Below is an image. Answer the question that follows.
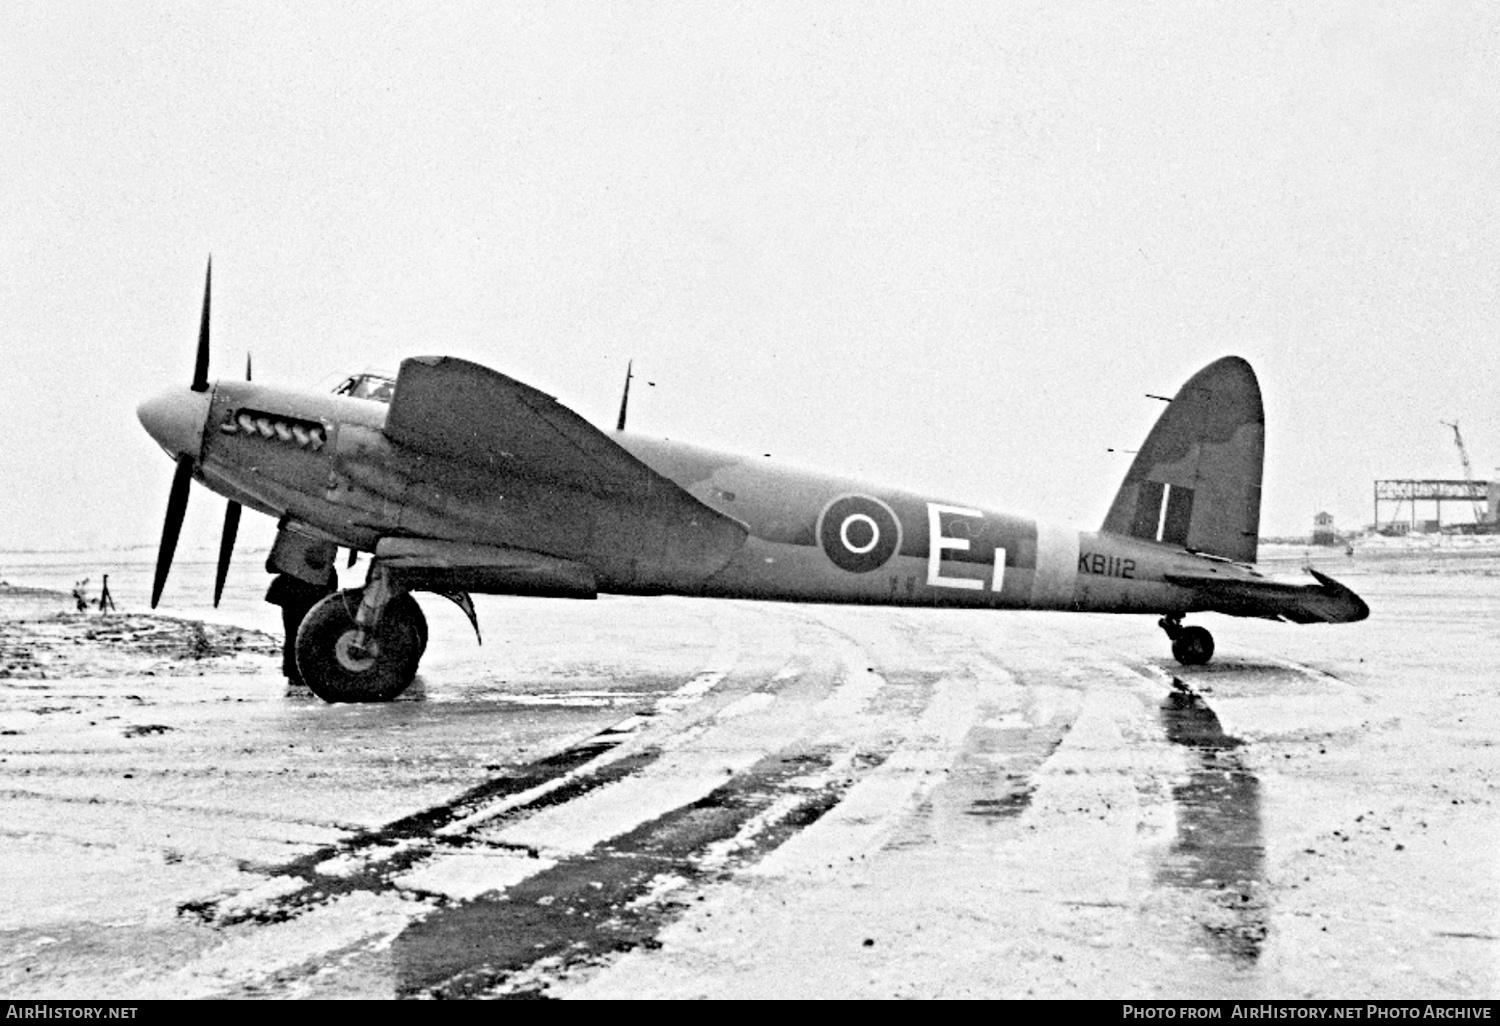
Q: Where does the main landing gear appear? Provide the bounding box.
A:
[1159,615,1214,666]
[295,572,427,703]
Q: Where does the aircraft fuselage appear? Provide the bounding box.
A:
[189,378,1222,616]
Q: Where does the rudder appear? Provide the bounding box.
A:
[1101,356,1264,563]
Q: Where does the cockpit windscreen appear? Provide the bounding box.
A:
[332,373,396,404]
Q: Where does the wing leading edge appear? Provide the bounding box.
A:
[386,356,682,495]
[382,356,748,586]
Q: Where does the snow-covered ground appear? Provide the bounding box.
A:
[0,544,1494,998]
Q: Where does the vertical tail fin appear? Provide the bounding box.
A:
[1101,356,1264,563]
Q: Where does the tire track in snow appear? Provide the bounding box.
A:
[392,745,877,997]
[390,615,912,996]
[175,614,750,929]
[158,605,898,995]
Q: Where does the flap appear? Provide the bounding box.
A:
[375,537,597,598]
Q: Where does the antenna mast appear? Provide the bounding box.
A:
[615,360,633,432]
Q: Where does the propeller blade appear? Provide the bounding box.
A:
[191,258,211,392]
[210,350,255,607]
[213,501,241,607]
[152,454,195,608]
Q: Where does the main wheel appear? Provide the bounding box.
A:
[398,593,428,657]
[295,588,422,703]
[1171,625,1215,666]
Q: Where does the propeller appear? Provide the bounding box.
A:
[152,454,196,607]
[212,351,253,607]
[212,504,241,607]
[192,259,211,392]
[149,259,213,608]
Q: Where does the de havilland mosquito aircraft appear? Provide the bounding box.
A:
[137,263,1368,703]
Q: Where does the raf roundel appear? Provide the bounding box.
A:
[818,494,902,574]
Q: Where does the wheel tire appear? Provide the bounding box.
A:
[396,592,428,658]
[295,588,421,703]
[1171,625,1215,666]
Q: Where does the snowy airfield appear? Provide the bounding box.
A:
[0,539,1496,999]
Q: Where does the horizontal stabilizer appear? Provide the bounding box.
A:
[1164,567,1369,624]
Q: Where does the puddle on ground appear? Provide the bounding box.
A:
[957,700,1073,822]
[1158,688,1267,962]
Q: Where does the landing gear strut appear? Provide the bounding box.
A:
[295,574,425,702]
[1159,616,1214,666]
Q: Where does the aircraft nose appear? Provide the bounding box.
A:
[137,387,212,461]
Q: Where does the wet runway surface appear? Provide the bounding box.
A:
[1158,689,1265,963]
[1,549,1497,998]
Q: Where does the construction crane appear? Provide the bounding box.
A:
[1440,419,1487,528]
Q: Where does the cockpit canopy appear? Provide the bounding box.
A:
[331,372,396,404]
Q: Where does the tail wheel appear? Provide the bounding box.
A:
[296,587,422,703]
[1171,625,1215,666]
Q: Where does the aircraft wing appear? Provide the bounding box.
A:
[382,356,748,581]
[386,356,686,496]
[1163,568,1369,624]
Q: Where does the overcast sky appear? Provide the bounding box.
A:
[3,1,1497,554]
